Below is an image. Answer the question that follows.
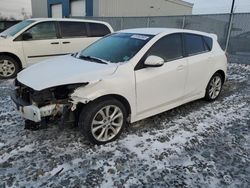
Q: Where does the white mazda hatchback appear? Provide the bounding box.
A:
[12,28,227,145]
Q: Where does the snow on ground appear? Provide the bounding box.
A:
[0,63,249,187]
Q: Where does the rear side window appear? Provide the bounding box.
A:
[147,33,183,62]
[60,21,87,37]
[184,34,205,56]
[88,23,111,37]
[203,36,213,51]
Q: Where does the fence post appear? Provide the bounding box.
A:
[225,13,234,52]
[147,17,150,27]
[120,17,124,30]
[182,16,186,29]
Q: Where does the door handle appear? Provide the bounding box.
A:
[177,65,185,71]
[51,42,59,45]
[62,41,71,44]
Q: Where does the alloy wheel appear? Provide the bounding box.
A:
[208,75,222,99]
[91,105,123,142]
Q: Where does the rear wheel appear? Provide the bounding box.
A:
[205,73,223,101]
[0,55,20,79]
[78,98,127,145]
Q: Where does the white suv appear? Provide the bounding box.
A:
[0,18,113,79]
[12,28,227,145]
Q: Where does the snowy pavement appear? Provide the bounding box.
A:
[0,63,249,187]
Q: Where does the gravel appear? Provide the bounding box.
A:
[0,63,249,188]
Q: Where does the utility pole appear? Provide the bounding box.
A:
[225,0,236,52]
[230,0,236,14]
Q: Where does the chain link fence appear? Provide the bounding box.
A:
[74,13,250,64]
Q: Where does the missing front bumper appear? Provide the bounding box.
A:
[11,92,64,122]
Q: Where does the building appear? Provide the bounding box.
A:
[31,0,193,18]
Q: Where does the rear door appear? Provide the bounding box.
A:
[183,33,213,96]
[21,21,62,65]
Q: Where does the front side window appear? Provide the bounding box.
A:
[147,33,183,62]
[88,23,111,37]
[60,21,87,37]
[184,34,205,56]
[80,33,153,63]
[25,22,57,40]
[1,20,35,37]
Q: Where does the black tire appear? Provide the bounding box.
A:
[205,73,223,101]
[78,97,127,145]
[24,120,40,130]
[0,55,20,79]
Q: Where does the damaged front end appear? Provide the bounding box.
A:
[11,79,87,127]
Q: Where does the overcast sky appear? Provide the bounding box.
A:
[0,0,250,19]
[0,0,32,19]
[185,0,250,14]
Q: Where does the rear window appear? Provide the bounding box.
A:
[184,34,205,56]
[60,21,87,37]
[88,23,111,37]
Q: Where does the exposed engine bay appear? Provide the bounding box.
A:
[12,79,88,129]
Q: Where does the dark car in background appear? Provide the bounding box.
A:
[0,20,20,33]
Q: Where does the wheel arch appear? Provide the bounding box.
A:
[75,94,132,120]
[214,69,226,84]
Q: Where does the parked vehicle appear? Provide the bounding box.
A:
[12,28,227,145]
[0,20,20,33]
[0,18,113,79]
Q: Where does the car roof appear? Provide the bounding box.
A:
[118,28,216,39]
[27,18,110,25]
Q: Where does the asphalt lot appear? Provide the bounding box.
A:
[0,62,249,187]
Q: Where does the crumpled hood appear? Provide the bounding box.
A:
[17,55,118,91]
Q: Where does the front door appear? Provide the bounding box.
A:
[22,21,62,65]
[135,34,187,114]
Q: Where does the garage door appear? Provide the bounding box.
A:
[51,4,63,18]
[71,0,86,17]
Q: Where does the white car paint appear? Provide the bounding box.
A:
[0,18,113,68]
[14,28,227,125]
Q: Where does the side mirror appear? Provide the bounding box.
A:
[22,32,32,41]
[144,55,164,67]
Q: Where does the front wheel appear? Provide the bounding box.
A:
[78,98,127,145]
[0,55,20,79]
[205,73,223,101]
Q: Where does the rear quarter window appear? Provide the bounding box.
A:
[88,23,111,37]
[203,36,213,51]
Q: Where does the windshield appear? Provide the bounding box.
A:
[0,20,35,37]
[79,33,153,63]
